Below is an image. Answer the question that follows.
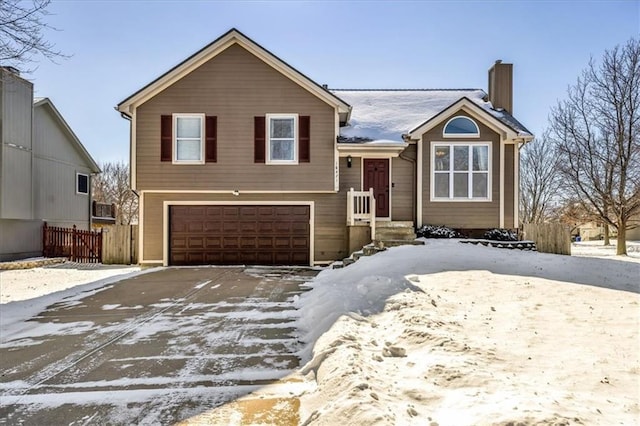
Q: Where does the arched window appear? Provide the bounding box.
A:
[443,116,479,137]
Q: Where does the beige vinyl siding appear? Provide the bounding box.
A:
[339,157,361,192]
[504,144,515,229]
[142,192,349,263]
[1,69,34,219]
[421,112,501,228]
[136,44,336,192]
[392,144,416,221]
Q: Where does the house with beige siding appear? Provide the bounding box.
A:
[117,28,533,267]
[0,67,100,261]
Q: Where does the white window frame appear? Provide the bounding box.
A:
[266,113,298,165]
[76,172,89,195]
[443,116,480,138]
[173,113,205,165]
[430,142,491,202]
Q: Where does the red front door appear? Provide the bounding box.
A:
[363,159,390,218]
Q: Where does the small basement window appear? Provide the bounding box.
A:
[76,173,89,195]
[443,116,480,138]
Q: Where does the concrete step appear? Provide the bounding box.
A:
[375,221,415,229]
[375,228,417,241]
[375,239,425,248]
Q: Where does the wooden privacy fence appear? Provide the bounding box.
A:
[102,225,138,265]
[522,223,571,255]
[43,223,103,263]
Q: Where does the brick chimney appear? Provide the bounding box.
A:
[488,60,513,113]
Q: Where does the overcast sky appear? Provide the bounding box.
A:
[21,0,640,164]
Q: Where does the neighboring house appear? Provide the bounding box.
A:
[117,29,533,267]
[91,201,117,228]
[0,67,100,261]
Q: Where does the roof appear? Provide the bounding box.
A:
[33,98,100,173]
[332,89,532,143]
[116,28,351,118]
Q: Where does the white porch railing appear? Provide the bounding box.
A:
[347,187,376,239]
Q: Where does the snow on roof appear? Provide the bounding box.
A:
[332,89,532,142]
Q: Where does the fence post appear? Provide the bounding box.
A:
[72,225,77,262]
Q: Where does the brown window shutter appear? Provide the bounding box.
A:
[161,115,172,162]
[299,116,310,163]
[205,116,217,162]
[254,116,266,163]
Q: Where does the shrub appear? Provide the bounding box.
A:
[416,225,459,239]
[483,228,518,241]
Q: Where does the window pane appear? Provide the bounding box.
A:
[473,173,488,198]
[271,118,294,138]
[434,173,449,198]
[177,139,201,161]
[77,175,88,194]
[454,172,469,197]
[453,146,469,171]
[473,146,489,171]
[177,117,201,138]
[434,146,450,171]
[444,117,478,134]
[271,139,295,161]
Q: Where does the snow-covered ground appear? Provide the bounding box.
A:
[1,241,639,425]
[295,240,640,425]
[0,263,142,304]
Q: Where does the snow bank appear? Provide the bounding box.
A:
[296,240,640,425]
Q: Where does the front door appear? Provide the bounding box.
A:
[363,158,390,218]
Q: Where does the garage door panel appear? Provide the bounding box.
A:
[257,237,273,248]
[205,237,222,248]
[171,237,187,250]
[240,237,257,248]
[239,222,259,233]
[204,221,222,232]
[292,237,309,248]
[188,237,205,249]
[170,205,310,266]
[257,222,275,233]
[222,237,240,248]
[274,237,291,248]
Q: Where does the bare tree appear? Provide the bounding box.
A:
[0,0,66,68]
[519,131,561,224]
[92,161,138,225]
[549,38,640,255]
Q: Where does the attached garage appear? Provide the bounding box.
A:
[168,204,311,266]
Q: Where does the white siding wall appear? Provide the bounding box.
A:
[0,69,34,219]
[0,219,42,261]
[33,105,92,230]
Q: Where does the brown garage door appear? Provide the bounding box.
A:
[169,205,310,266]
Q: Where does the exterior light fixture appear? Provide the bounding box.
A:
[347,155,352,168]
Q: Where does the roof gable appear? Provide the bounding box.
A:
[333,90,532,143]
[408,96,532,141]
[116,28,351,116]
[34,98,100,173]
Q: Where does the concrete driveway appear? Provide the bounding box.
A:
[0,266,318,425]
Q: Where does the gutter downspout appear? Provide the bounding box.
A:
[399,134,417,226]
